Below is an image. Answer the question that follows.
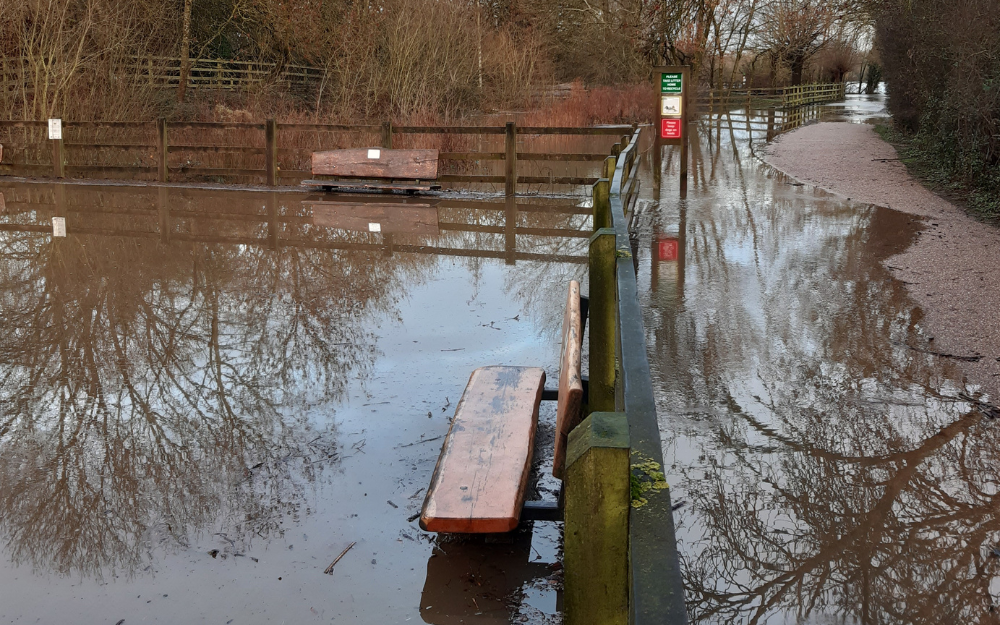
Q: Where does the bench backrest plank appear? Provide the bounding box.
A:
[420,366,545,533]
[553,280,583,479]
[311,148,439,180]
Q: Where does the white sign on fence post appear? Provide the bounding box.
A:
[52,217,66,237]
[48,119,62,141]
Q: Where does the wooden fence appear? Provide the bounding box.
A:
[0,119,636,192]
[0,56,324,94]
[567,127,688,624]
[696,82,846,110]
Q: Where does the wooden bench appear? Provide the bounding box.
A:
[301,147,441,194]
[419,281,587,533]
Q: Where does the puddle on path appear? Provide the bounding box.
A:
[635,95,998,623]
[0,183,582,623]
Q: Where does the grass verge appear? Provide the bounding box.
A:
[874,123,1000,224]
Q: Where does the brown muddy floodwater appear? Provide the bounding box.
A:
[634,95,1000,624]
[0,182,590,623]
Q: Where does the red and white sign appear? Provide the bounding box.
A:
[661,118,681,140]
[657,238,679,262]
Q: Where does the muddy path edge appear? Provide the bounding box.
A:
[762,121,1000,400]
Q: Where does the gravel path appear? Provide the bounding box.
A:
[764,121,1000,399]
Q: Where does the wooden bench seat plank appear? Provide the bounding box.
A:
[420,366,545,533]
[311,148,439,180]
[553,280,584,479]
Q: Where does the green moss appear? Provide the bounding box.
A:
[629,453,669,509]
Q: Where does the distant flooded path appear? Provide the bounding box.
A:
[635,95,1000,624]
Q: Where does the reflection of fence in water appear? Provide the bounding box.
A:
[0,186,592,264]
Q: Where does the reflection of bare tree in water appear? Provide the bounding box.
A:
[645,135,1000,623]
[0,231,392,579]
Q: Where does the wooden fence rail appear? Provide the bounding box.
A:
[0,119,635,191]
[0,56,324,93]
[696,82,846,110]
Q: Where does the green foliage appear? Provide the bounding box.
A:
[875,0,1000,221]
[875,123,1000,222]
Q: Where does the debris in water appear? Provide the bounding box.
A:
[407,512,421,523]
[395,435,443,449]
[387,500,398,508]
[208,549,219,558]
[324,541,357,575]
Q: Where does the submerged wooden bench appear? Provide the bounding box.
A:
[420,281,587,533]
[301,147,441,194]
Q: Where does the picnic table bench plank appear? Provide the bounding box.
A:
[311,148,438,180]
[553,280,583,479]
[420,366,545,534]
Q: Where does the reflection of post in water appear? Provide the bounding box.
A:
[267,192,279,250]
[652,141,662,197]
[767,108,777,141]
[505,195,516,265]
[158,186,169,243]
[420,532,556,625]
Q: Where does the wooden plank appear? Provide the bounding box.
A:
[438,151,505,160]
[517,176,599,185]
[278,123,380,132]
[517,152,608,162]
[393,125,506,135]
[420,366,545,533]
[63,143,155,149]
[553,280,583,479]
[306,201,439,235]
[300,180,438,192]
[438,174,505,184]
[311,148,438,180]
[518,126,633,135]
[168,145,264,153]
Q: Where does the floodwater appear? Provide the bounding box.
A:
[0,183,588,623]
[637,94,1000,623]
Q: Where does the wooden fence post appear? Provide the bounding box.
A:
[51,139,64,179]
[505,121,517,197]
[381,121,393,149]
[265,119,277,186]
[593,178,611,230]
[588,223,616,414]
[564,412,630,625]
[156,118,168,182]
[601,155,616,182]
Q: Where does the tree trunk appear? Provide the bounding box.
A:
[178,0,193,103]
[790,55,805,86]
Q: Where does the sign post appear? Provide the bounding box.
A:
[653,67,689,196]
[48,118,64,179]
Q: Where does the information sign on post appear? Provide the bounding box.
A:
[653,66,690,195]
[48,119,62,141]
[661,73,683,95]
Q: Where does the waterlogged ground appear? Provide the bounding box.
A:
[637,95,1000,623]
[0,184,588,623]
